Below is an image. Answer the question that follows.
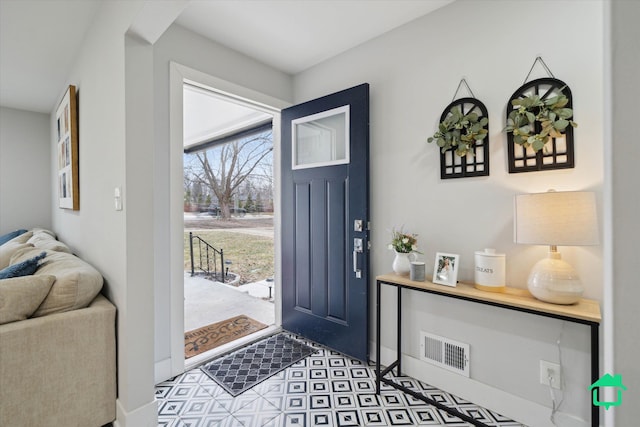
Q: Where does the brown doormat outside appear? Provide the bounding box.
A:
[185,315,268,359]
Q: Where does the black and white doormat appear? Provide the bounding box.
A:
[200,333,316,396]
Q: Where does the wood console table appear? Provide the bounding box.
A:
[375,273,601,427]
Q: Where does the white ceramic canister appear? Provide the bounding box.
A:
[474,248,506,292]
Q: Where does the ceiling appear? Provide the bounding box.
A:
[183,84,272,149]
[0,0,102,114]
[0,0,453,114]
[175,0,454,75]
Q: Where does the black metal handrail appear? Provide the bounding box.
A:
[189,232,225,282]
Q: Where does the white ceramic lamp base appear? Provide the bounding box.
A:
[527,251,584,305]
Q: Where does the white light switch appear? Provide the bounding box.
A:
[114,187,123,211]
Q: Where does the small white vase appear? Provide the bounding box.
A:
[392,251,415,276]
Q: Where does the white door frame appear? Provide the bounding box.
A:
[167,62,289,378]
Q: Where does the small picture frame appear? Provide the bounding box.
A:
[433,252,459,287]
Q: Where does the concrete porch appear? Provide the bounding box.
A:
[183,273,277,368]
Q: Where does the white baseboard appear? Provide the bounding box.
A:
[114,398,158,427]
[373,343,589,427]
[155,357,173,384]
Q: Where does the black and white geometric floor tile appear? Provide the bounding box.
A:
[156,334,526,427]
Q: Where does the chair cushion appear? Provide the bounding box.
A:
[0,275,56,324]
[10,247,103,317]
[0,251,46,279]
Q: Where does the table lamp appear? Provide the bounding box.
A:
[514,190,598,304]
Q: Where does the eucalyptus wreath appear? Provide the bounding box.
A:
[427,106,488,157]
[504,91,577,152]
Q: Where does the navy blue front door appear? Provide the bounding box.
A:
[281,84,369,362]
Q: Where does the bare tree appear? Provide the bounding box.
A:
[184,171,193,204]
[191,132,272,219]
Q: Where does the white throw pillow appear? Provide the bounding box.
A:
[31,228,56,238]
[0,242,34,270]
[10,247,103,317]
[27,231,71,254]
[0,230,33,247]
[0,275,56,324]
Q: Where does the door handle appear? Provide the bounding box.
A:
[353,238,363,278]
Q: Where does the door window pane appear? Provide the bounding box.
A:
[292,105,349,169]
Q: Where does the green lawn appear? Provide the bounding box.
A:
[184,231,274,285]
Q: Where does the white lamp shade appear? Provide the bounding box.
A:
[514,191,599,246]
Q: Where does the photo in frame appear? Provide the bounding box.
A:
[56,85,79,210]
[433,252,459,287]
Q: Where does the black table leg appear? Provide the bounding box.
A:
[591,323,599,427]
[397,285,402,376]
[376,280,381,393]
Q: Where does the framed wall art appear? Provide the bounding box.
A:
[429,97,490,179]
[56,85,79,210]
[426,79,490,179]
[433,252,459,287]
[505,77,575,173]
[504,58,577,173]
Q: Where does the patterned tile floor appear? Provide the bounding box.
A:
[156,335,525,427]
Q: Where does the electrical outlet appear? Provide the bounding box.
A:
[540,360,561,389]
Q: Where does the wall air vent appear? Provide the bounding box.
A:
[419,331,470,377]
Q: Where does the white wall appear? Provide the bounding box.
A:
[294,1,603,425]
[610,0,640,424]
[152,24,293,380]
[0,107,51,233]
[49,1,160,425]
[123,33,157,426]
